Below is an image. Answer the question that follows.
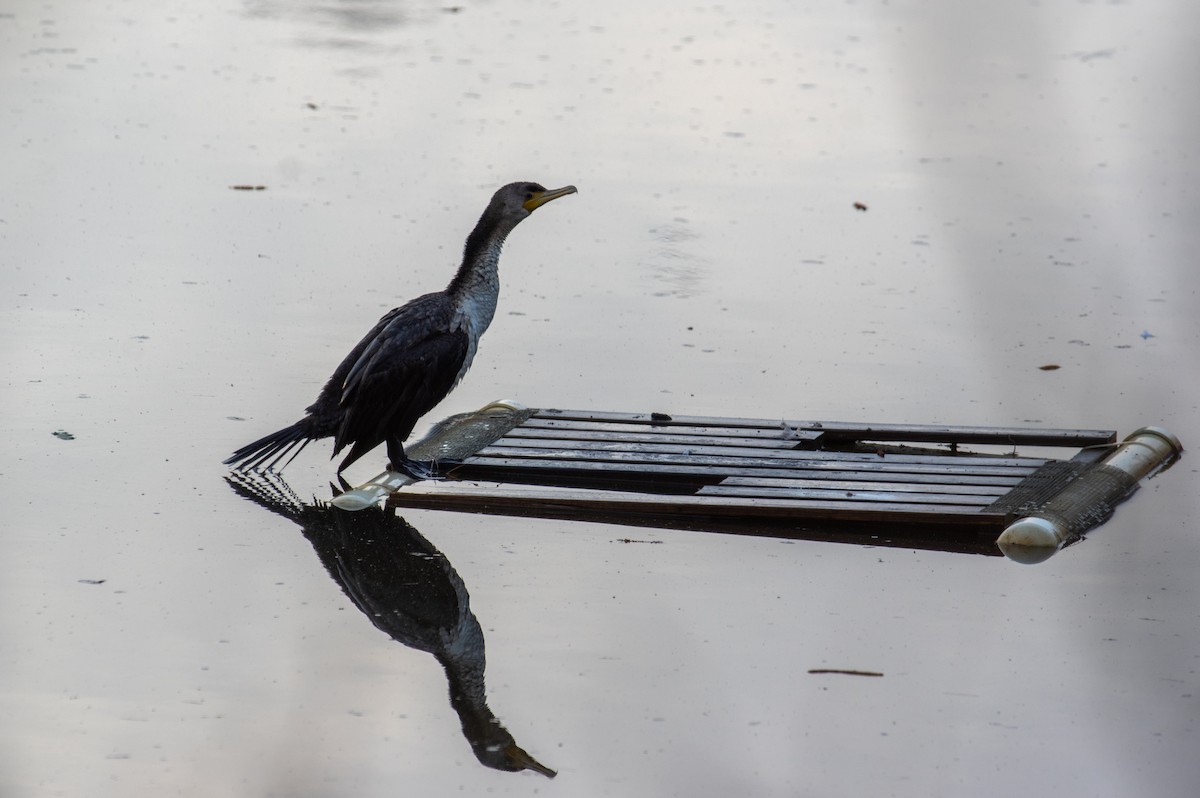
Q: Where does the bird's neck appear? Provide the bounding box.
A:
[447,208,521,298]
[446,210,520,334]
[446,206,520,333]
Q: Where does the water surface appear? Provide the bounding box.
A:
[2,1,1198,795]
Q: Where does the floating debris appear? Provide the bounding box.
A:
[1140,330,1155,340]
[230,185,267,191]
[650,412,673,422]
[78,578,106,585]
[615,538,663,545]
[1039,364,1061,371]
[1068,48,1117,62]
[853,202,868,212]
[808,669,884,677]
[52,430,75,440]
[305,102,318,110]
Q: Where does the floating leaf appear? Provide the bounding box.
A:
[1039,364,1060,371]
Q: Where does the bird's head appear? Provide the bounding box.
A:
[492,181,577,220]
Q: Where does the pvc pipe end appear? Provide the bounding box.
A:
[1125,426,1184,474]
[996,540,1060,565]
[997,516,1063,549]
[998,517,1064,563]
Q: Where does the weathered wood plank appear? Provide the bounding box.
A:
[716,476,1011,497]
[698,484,996,506]
[531,409,1116,447]
[387,482,1005,526]
[521,417,818,440]
[534,408,806,430]
[385,483,1007,553]
[451,457,1028,486]
[474,445,1045,472]
[501,433,1048,465]
[809,421,1117,447]
[458,458,1041,482]
[504,426,821,448]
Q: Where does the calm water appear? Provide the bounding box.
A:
[3,0,1198,795]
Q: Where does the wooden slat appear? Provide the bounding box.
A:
[451,457,1028,487]
[471,447,1044,474]
[698,484,996,507]
[388,482,1005,526]
[809,421,1117,447]
[716,476,1011,497]
[489,436,1051,468]
[462,454,1039,479]
[532,409,1116,447]
[386,484,1008,555]
[520,417,820,441]
[534,409,814,430]
[731,470,1024,487]
[504,426,821,448]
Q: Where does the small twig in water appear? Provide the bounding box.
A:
[808,669,884,677]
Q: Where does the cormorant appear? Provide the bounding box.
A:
[224,181,576,477]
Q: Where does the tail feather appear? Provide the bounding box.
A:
[224,418,318,472]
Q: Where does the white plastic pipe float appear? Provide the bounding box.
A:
[997,426,1183,561]
[331,470,416,511]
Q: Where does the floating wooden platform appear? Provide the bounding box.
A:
[362,403,1181,556]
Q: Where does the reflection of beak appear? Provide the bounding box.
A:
[506,744,558,778]
[523,184,577,211]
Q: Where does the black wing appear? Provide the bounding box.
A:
[326,293,470,470]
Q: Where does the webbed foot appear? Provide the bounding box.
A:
[388,457,442,481]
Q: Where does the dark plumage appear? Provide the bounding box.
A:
[224,181,576,476]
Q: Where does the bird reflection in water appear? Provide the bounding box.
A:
[225,471,556,778]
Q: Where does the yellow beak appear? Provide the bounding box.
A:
[523,185,577,211]
[505,744,557,778]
